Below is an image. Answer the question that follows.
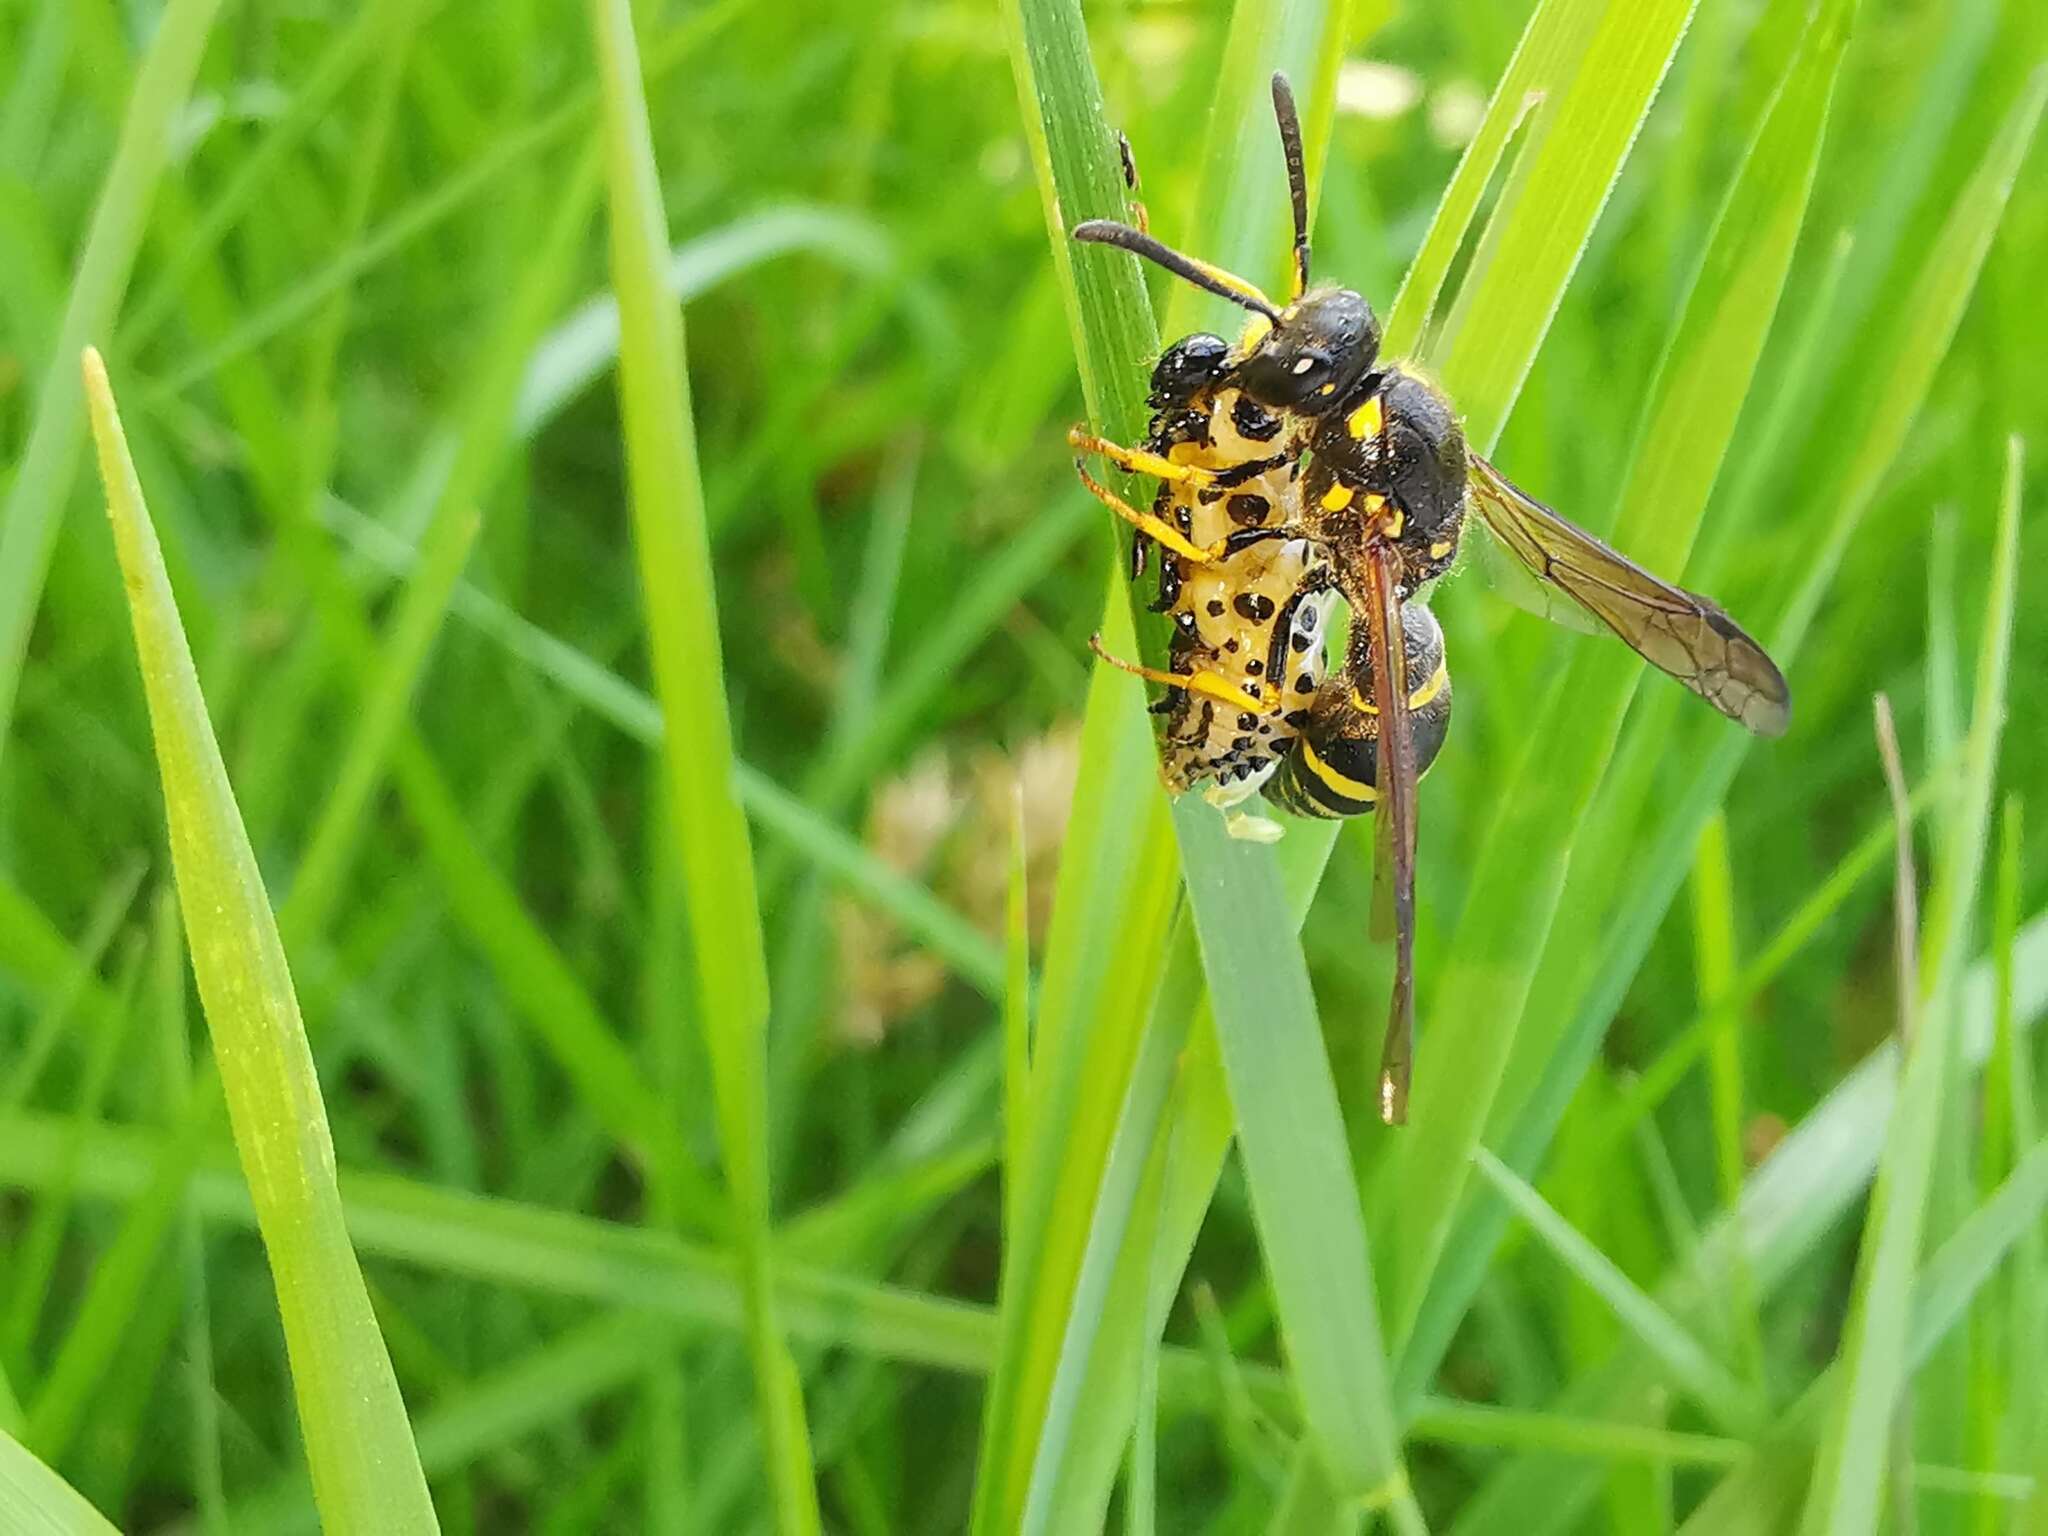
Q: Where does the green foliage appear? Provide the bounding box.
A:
[83,351,436,1530]
[0,0,2043,1530]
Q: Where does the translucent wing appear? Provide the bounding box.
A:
[1460,514,1599,635]
[1466,455,1792,736]
[1359,542,1418,1127]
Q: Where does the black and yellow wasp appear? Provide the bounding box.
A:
[1071,74,1791,1124]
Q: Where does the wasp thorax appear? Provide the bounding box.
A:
[1234,287,1381,411]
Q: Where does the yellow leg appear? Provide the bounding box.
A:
[1088,634,1277,716]
[1073,461,1228,565]
[1067,425,1217,488]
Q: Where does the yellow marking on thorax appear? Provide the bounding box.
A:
[1320,482,1354,511]
[1237,313,1273,352]
[1429,539,1454,560]
[1347,397,1384,440]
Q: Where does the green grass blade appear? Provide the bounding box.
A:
[1472,1149,1758,1433]
[0,1430,120,1536]
[81,349,437,1532]
[1797,437,2023,1536]
[1003,793,1033,1243]
[281,149,601,937]
[1382,0,1605,360]
[1383,0,1851,1353]
[969,0,1181,1519]
[1176,802,1414,1509]
[584,0,819,1527]
[1430,0,1698,451]
[1403,52,2047,1416]
[990,0,1425,1520]
[0,0,224,762]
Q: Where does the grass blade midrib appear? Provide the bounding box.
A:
[584,0,819,1525]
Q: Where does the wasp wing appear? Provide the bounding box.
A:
[1359,542,1418,1127]
[1466,455,1791,736]
[1460,514,1599,635]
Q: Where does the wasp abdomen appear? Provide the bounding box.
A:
[1265,601,1452,820]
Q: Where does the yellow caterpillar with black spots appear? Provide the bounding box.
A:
[1076,329,1332,804]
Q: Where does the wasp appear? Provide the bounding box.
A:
[1069,74,1791,1124]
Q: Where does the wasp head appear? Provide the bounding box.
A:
[1232,287,1380,413]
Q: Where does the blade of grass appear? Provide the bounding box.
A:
[1456,911,2048,1536]
[0,0,224,763]
[1402,59,2047,1413]
[1430,0,1698,453]
[1003,792,1033,1243]
[1381,0,1606,359]
[1383,0,1852,1361]
[584,0,819,1527]
[1797,437,2022,1536]
[970,0,1181,1519]
[81,348,436,1531]
[1177,800,1416,1509]
[0,1430,121,1536]
[280,148,601,937]
[1688,812,1766,1388]
[993,0,1429,1522]
[1472,1149,1759,1433]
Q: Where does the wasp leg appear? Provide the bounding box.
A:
[1087,634,1278,716]
[1067,426,1218,488]
[1074,460,1229,565]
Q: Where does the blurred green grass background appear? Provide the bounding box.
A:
[1,0,2046,1530]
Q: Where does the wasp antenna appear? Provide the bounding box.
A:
[1072,219,1282,321]
[1270,72,1311,300]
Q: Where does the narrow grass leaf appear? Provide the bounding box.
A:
[1431,0,1698,451]
[1178,801,1414,1507]
[584,0,818,1526]
[971,0,1178,1522]
[0,1431,120,1536]
[81,349,436,1532]
[1382,0,1606,357]
[0,0,224,759]
[1404,55,2047,1420]
[1473,1149,1757,1433]
[994,0,1428,1520]
[1003,793,1033,1242]
[1797,438,2022,1536]
[1384,0,1850,1353]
